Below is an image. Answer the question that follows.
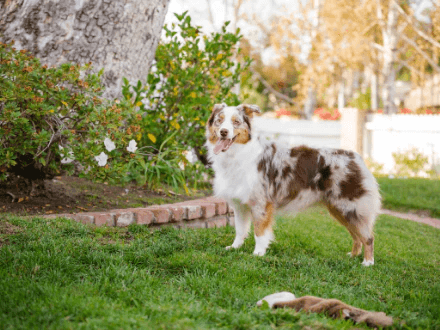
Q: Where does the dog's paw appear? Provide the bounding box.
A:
[362,258,374,266]
[253,249,266,256]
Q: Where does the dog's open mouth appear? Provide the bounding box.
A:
[213,135,238,155]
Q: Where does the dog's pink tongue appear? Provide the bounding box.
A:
[213,139,231,155]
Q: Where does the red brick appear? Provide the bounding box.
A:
[74,213,95,224]
[91,212,115,226]
[134,209,154,225]
[186,205,202,220]
[182,220,207,229]
[184,201,216,218]
[168,206,186,222]
[147,207,172,224]
[206,217,228,228]
[227,204,234,214]
[200,202,216,218]
[214,201,228,215]
[112,210,135,227]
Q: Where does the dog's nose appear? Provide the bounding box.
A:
[220,129,228,138]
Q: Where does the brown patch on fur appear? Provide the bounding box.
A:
[234,126,251,144]
[208,125,219,144]
[271,143,277,155]
[257,158,266,173]
[282,166,291,179]
[273,296,393,328]
[290,146,332,191]
[254,202,274,236]
[238,104,260,118]
[208,104,225,126]
[340,160,366,200]
[332,149,355,159]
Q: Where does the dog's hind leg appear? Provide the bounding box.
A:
[253,202,275,256]
[226,200,252,250]
[326,203,375,265]
[326,204,363,257]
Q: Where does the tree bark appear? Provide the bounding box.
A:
[0,0,170,99]
[381,0,399,114]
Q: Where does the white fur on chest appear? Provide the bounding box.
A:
[210,139,263,203]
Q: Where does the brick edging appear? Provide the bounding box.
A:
[43,197,235,229]
[40,200,440,231]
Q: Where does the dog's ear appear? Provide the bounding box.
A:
[212,103,227,112]
[237,104,261,117]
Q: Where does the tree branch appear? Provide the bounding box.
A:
[393,0,440,49]
[400,34,440,73]
[250,67,297,105]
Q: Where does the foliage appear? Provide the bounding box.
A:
[1,208,440,329]
[240,39,300,113]
[365,158,385,177]
[415,106,440,115]
[0,41,143,189]
[392,147,432,178]
[377,177,440,218]
[350,88,371,110]
[122,12,251,165]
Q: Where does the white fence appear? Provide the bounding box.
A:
[253,117,341,149]
[253,114,440,174]
[364,114,440,173]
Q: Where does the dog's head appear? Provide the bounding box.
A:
[206,103,260,155]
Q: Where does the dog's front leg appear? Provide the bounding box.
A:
[252,202,275,256]
[226,201,251,250]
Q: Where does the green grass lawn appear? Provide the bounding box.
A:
[377,177,440,218]
[1,206,439,329]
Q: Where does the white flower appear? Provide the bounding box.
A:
[127,140,138,153]
[183,149,197,164]
[59,145,74,164]
[104,138,116,152]
[95,152,108,166]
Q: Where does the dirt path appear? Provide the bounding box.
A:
[380,209,440,229]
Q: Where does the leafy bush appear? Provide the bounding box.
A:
[123,12,251,164]
[0,41,142,194]
[392,147,432,178]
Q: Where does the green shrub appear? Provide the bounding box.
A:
[392,147,432,178]
[0,41,142,194]
[123,12,251,165]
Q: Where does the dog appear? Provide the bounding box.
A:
[256,292,393,328]
[205,103,381,266]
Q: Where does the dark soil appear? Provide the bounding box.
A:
[0,176,211,216]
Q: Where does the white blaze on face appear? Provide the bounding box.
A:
[212,106,241,155]
[218,106,238,139]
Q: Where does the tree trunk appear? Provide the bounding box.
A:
[381,1,399,114]
[371,69,379,110]
[337,79,345,110]
[0,0,170,99]
[303,85,316,119]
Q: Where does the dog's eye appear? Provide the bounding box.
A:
[215,118,222,125]
[233,120,241,127]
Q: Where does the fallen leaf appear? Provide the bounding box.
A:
[18,198,24,203]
